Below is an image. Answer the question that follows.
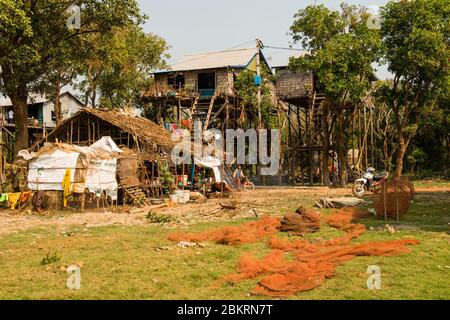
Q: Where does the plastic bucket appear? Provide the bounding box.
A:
[183,191,190,203]
[169,194,178,203]
[174,190,184,203]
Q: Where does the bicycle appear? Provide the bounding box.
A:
[238,176,255,192]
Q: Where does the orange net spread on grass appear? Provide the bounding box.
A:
[168,208,419,297]
[168,215,281,245]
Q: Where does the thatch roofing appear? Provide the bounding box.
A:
[46,108,175,160]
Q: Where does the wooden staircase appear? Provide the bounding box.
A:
[124,186,153,207]
[310,92,326,145]
[222,166,238,190]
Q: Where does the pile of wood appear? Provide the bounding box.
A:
[315,197,368,209]
[279,206,321,236]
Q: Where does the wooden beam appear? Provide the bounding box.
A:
[203,95,216,132]
[209,101,228,124]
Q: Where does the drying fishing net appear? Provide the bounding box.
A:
[372,177,415,219]
[278,206,321,236]
[168,208,419,297]
[168,206,321,244]
[168,215,281,245]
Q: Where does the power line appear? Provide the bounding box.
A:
[263,45,305,51]
[167,40,305,70]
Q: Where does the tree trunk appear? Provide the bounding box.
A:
[10,92,29,155]
[91,84,97,108]
[336,110,348,188]
[54,82,63,125]
[394,135,408,178]
[383,139,392,172]
[1,66,29,155]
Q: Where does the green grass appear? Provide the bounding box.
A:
[413,179,450,188]
[0,190,449,300]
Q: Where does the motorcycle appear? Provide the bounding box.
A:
[352,168,389,197]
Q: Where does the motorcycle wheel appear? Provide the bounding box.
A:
[352,182,366,197]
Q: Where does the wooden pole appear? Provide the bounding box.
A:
[364,104,368,170]
[88,117,91,142]
[395,179,399,221]
[256,39,262,129]
[70,120,73,144]
[0,128,3,192]
[97,119,100,140]
[383,181,387,221]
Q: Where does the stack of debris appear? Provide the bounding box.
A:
[315,197,368,209]
[278,206,321,236]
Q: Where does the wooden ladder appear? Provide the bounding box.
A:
[125,186,152,207]
[189,97,199,122]
[203,94,217,132]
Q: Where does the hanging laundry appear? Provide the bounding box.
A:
[181,119,192,129]
[62,168,71,207]
[20,191,32,204]
[7,193,21,209]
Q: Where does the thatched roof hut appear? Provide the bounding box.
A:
[44,108,175,161]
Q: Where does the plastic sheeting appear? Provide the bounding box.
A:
[28,137,121,194]
[28,150,80,191]
[85,158,118,196]
[90,136,123,154]
[195,156,222,182]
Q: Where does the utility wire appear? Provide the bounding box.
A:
[263,45,305,51]
[167,40,305,70]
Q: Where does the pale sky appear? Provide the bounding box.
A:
[139,0,390,78]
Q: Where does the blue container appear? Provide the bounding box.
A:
[254,75,262,86]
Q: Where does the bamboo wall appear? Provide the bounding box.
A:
[276,69,314,100]
[150,68,234,97]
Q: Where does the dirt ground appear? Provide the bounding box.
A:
[0,186,447,236]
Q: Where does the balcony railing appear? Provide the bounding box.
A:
[2,119,47,128]
[198,88,215,98]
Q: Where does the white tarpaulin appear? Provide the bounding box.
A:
[195,156,222,182]
[90,136,123,154]
[28,150,80,191]
[28,137,122,194]
[85,158,118,196]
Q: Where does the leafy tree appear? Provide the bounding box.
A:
[409,96,449,174]
[289,3,381,187]
[77,25,169,109]
[372,91,398,172]
[234,69,275,128]
[379,0,449,177]
[0,0,143,154]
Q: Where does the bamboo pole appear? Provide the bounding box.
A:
[88,117,91,142]
[395,179,399,221]
[70,120,73,144]
[383,181,387,221]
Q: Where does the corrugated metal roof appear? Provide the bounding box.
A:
[0,93,47,106]
[168,48,259,72]
[0,91,83,107]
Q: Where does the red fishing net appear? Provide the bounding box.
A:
[168,208,419,297]
[168,215,281,245]
[278,206,321,236]
[372,177,415,219]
